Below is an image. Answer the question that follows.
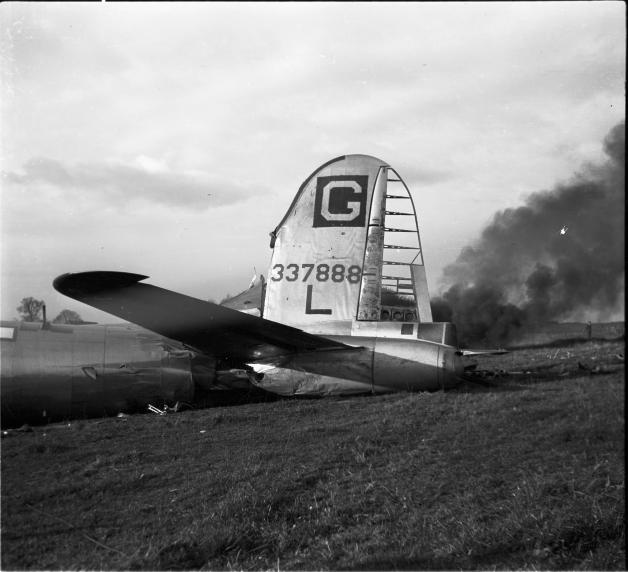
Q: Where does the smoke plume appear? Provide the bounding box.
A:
[432,121,625,346]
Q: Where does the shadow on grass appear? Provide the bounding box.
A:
[192,386,280,408]
[130,526,277,571]
[353,516,625,571]
[351,554,465,570]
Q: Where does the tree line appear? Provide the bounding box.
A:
[16,297,85,324]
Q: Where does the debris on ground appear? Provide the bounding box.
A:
[147,402,188,416]
[578,362,608,375]
[147,404,167,416]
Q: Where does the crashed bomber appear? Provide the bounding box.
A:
[1,155,464,427]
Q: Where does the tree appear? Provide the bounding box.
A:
[53,309,84,324]
[16,297,45,322]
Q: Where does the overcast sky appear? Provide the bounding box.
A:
[1,2,625,323]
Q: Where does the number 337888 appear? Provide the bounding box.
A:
[271,263,361,283]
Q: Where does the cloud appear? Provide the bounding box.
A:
[395,165,455,185]
[5,157,259,210]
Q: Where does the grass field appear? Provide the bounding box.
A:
[1,339,624,570]
[508,321,624,348]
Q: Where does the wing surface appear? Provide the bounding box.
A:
[53,272,354,364]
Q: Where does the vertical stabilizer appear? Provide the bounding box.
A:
[264,155,437,337]
[264,155,389,332]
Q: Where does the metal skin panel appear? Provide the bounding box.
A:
[350,320,457,346]
[372,337,457,391]
[296,320,353,337]
[351,320,418,340]
[248,335,462,396]
[249,344,375,396]
[0,322,195,428]
[411,264,433,322]
[1,323,75,425]
[69,325,106,419]
[264,155,389,330]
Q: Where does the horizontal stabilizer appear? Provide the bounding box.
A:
[460,349,509,356]
[221,279,264,313]
[54,271,148,294]
[54,272,354,364]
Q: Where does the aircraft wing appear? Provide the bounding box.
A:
[53,271,354,364]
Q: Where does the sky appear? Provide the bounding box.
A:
[0,2,625,323]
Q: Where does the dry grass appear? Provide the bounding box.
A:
[1,340,624,570]
[507,321,624,348]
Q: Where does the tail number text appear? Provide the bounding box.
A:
[271,263,361,284]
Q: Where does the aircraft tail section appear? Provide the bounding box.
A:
[264,154,439,339]
[264,155,389,331]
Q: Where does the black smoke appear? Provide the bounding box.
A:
[432,121,625,346]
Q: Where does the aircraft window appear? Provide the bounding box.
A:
[0,327,16,341]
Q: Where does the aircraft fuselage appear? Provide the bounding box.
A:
[0,321,195,428]
[1,319,461,427]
